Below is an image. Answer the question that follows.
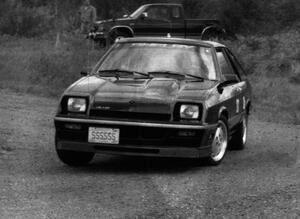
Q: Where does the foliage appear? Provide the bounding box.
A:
[0,35,104,95]
[0,1,54,37]
[220,30,300,123]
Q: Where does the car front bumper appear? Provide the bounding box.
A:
[54,117,217,158]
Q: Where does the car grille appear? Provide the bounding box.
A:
[89,110,171,121]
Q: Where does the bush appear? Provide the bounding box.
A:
[276,0,300,27]
[220,29,300,124]
[0,35,104,96]
[0,2,54,37]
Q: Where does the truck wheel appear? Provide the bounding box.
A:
[201,29,224,41]
[56,149,95,166]
[204,115,229,165]
[229,115,248,150]
[109,31,131,44]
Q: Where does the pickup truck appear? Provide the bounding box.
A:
[89,3,228,46]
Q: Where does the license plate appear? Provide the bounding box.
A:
[88,127,120,144]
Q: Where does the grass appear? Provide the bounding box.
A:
[0,34,104,96]
[222,30,300,124]
[0,32,299,124]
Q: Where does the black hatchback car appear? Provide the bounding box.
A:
[54,37,251,166]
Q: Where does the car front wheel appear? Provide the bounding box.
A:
[109,31,131,45]
[206,116,229,165]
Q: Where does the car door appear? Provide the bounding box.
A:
[216,48,244,129]
[224,48,250,116]
[133,5,172,37]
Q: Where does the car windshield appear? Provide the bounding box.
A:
[96,42,217,80]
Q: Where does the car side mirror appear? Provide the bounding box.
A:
[123,14,128,18]
[80,67,92,77]
[80,71,88,77]
[140,12,148,20]
[217,79,239,94]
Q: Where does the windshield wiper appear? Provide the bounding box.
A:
[98,69,149,78]
[185,74,205,81]
[148,71,185,79]
[148,71,209,81]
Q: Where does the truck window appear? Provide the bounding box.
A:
[146,6,169,20]
[171,6,182,19]
[216,48,239,81]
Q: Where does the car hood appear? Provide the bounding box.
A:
[67,76,218,113]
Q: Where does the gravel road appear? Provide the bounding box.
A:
[0,89,299,219]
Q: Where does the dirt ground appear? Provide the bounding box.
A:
[0,89,299,219]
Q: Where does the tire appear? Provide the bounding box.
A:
[201,29,224,42]
[109,31,130,45]
[205,115,229,165]
[229,115,248,150]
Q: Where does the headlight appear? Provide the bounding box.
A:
[180,105,199,119]
[67,98,87,113]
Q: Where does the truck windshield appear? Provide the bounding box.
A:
[130,5,147,18]
[97,42,217,80]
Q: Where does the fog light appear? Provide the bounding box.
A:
[178,130,196,137]
[64,124,82,130]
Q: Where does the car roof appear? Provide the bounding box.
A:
[117,37,226,48]
[143,3,182,7]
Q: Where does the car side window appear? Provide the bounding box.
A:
[146,6,169,21]
[225,49,246,81]
[216,48,239,82]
